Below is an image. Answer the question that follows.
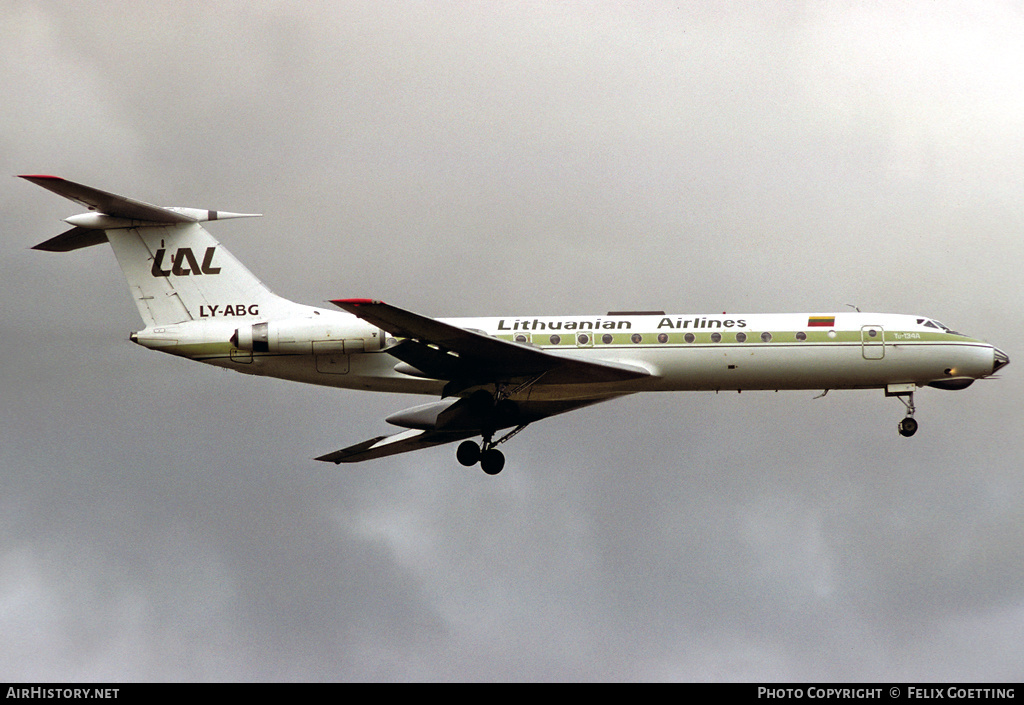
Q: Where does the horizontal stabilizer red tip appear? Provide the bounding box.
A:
[330,298,381,306]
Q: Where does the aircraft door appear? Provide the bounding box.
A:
[861,325,885,359]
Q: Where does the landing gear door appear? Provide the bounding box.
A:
[861,325,885,359]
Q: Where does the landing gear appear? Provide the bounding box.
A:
[455,434,516,476]
[456,440,481,467]
[456,439,506,474]
[451,382,532,475]
[887,384,919,438]
[480,448,506,475]
[898,416,918,437]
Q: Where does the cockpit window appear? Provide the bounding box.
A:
[921,318,965,336]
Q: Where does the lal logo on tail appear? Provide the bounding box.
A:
[151,246,221,277]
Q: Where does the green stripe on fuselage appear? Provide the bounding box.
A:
[497,330,978,347]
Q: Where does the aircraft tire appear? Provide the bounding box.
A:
[480,449,505,475]
[457,440,481,467]
[898,417,918,437]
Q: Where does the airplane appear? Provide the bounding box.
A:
[21,175,1010,475]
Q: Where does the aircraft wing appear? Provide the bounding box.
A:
[316,395,616,464]
[330,299,651,387]
[322,300,647,465]
[316,428,480,464]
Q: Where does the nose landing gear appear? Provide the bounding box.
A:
[887,384,919,437]
[898,416,918,437]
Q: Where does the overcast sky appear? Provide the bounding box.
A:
[2,1,1023,681]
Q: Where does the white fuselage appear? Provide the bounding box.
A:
[24,175,1009,465]
[134,309,1003,403]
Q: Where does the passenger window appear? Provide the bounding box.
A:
[795,331,807,341]
[657,333,668,344]
[761,332,772,343]
[684,333,695,343]
[631,333,643,344]
[736,332,747,343]
[549,334,561,345]
[602,333,613,344]
[711,332,722,343]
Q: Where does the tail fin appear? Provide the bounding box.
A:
[22,175,297,326]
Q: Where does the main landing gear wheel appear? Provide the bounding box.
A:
[480,449,505,475]
[456,440,481,467]
[455,441,506,475]
[898,417,918,437]
[455,384,530,475]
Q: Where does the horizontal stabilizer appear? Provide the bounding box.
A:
[32,226,107,252]
[21,175,262,251]
[20,175,195,223]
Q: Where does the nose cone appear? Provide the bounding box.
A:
[993,347,1010,374]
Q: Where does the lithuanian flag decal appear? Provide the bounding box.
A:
[808,316,835,327]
